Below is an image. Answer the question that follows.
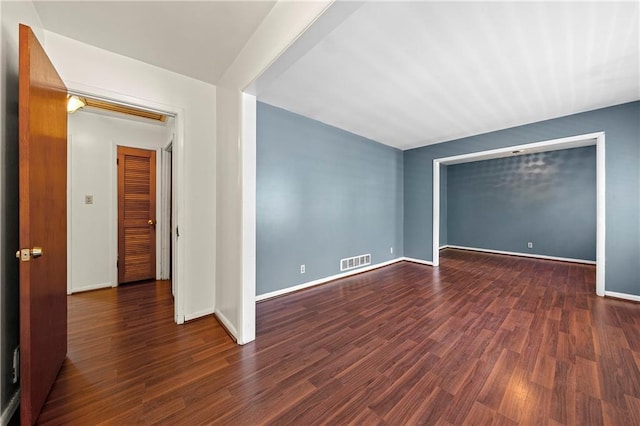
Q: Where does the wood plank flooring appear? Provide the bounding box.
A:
[36,249,640,425]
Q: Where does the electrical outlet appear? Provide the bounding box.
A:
[390,247,393,254]
[85,195,93,205]
[527,242,533,249]
[300,264,305,274]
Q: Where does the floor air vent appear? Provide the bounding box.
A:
[340,254,371,271]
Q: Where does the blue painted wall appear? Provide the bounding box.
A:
[404,101,639,296]
[446,147,596,261]
[257,102,403,296]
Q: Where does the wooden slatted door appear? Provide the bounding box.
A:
[118,147,156,283]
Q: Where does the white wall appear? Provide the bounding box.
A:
[68,111,173,293]
[214,0,333,344]
[4,2,331,370]
[42,30,217,322]
[215,1,332,344]
[215,87,242,339]
[0,1,45,419]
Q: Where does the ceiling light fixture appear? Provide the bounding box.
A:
[67,95,86,113]
[83,98,167,122]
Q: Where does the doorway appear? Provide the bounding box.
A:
[66,94,185,323]
[432,131,606,296]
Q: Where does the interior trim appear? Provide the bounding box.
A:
[433,131,606,297]
[256,257,404,302]
[604,291,640,303]
[441,245,596,265]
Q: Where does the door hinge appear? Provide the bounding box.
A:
[117,158,119,165]
[12,346,19,384]
[176,226,179,238]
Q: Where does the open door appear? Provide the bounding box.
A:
[18,24,68,425]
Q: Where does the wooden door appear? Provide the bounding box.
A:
[118,147,157,283]
[18,24,68,426]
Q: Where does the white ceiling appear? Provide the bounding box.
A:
[32,1,639,151]
[33,1,276,85]
[256,1,640,150]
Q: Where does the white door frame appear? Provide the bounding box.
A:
[113,143,167,281]
[240,92,257,344]
[66,84,187,324]
[161,141,173,285]
[432,131,606,296]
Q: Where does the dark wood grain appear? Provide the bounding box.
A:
[35,249,640,425]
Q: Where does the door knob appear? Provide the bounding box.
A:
[148,219,155,225]
[16,247,43,261]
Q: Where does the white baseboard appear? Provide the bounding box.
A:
[214,310,238,340]
[184,307,215,322]
[443,245,596,265]
[256,258,405,302]
[401,256,434,266]
[1,389,20,425]
[69,281,113,294]
[605,291,640,303]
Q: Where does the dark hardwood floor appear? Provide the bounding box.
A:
[35,249,640,425]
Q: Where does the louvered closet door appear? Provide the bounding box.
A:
[118,146,156,284]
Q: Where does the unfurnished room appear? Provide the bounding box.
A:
[1,1,639,425]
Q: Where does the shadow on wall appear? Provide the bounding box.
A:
[449,148,595,202]
[446,146,596,261]
[1,32,21,412]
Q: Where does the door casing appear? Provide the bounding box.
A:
[65,88,186,324]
